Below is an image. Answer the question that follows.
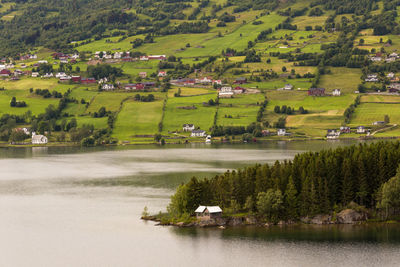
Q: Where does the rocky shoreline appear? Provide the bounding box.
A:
[142,208,371,228]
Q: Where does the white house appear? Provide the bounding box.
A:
[182,124,195,132]
[38,60,48,64]
[213,79,222,85]
[191,130,206,137]
[158,71,167,77]
[283,84,293,90]
[139,72,147,78]
[102,84,114,91]
[196,77,212,84]
[370,56,382,62]
[387,72,395,78]
[332,89,341,96]
[31,72,39,77]
[219,86,234,98]
[32,133,48,145]
[357,126,366,134]
[373,121,385,126]
[56,72,67,78]
[277,129,286,136]
[42,73,53,78]
[205,135,212,143]
[365,74,378,82]
[195,205,222,220]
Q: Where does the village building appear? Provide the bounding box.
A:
[357,126,366,134]
[219,86,234,98]
[59,76,71,82]
[234,87,245,94]
[38,60,48,64]
[81,78,96,84]
[365,74,379,82]
[191,130,206,137]
[326,129,340,139]
[340,126,351,133]
[182,124,195,132]
[170,78,195,86]
[56,72,67,78]
[332,89,341,96]
[124,83,144,90]
[158,71,167,77]
[283,84,293,90]
[308,88,325,96]
[196,77,212,84]
[370,56,382,62]
[42,73,53,78]
[388,83,400,93]
[139,72,147,78]
[387,72,395,79]
[31,72,39,78]
[195,206,222,220]
[0,69,11,77]
[102,84,114,91]
[140,56,149,61]
[212,79,222,85]
[148,55,166,60]
[385,57,396,63]
[277,129,286,136]
[373,121,385,126]
[71,76,81,83]
[31,133,48,145]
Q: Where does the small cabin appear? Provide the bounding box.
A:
[195,206,222,220]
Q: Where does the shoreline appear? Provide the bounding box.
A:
[1,135,399,148]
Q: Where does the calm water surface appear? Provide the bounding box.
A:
[1,141,400,267]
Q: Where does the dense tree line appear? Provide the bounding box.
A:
[168,142,400,222]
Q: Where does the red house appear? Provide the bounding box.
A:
[71,76,81,83]
[308,88,325,96]
[0,69,11,77]
[81,78,96,84]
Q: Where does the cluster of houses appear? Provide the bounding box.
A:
[326,126,370,139]
[170,77,222,86]
[218,86,246,98]
[14,128,48,144]
[51,52,79,64]
[182,124,209,138]
[369,52,399,63]
[93,51,167,62]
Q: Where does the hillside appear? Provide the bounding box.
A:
[1,0,400,145]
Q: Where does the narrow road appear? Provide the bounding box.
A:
[371,124,398,136]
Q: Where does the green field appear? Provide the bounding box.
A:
[163,93,217,133]
[113,99,164,141]
[349,103,400,127]
[319,67,362,94]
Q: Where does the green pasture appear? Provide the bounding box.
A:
[318,67,362,93]
[163,93,217,133]
[349,103,400,127]
[113,99,164,140]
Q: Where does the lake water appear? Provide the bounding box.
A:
[1,141,400,267]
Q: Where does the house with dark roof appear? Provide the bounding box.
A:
[308,88,325,96]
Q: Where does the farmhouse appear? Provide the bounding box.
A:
[143,82,156,89]
[59,76,71,82]
[213,79,222,85]
[234,87,245,94]
[191,130,206,137]
[340,126,350,133]
[219,86,234,98]
[139,72,147,78]
[277,129,286,136]
[102,84,114,91]
[370,56,382,62]
[195,206,222,220]
[387,72,395,79]
[71,76,81,83]
[124,83,144,90]
[0,69,11,77]
[332,89,341,96]
[182,124,195,132]
[373,121,385,126]
[196,77,212,84]
[42,73,53,78]
[365,74,378,82]
[357,126,366,134]
[158,71,167,77]
[31,133,48,145]
[234,77,247,84]
[282,84,293,90]
[170,78,195,86]
[56,72,67,78]
[31,72,39,77]
[38,60,48,64]
[388,83,400,93]
[308,88,325,96]
[327,129,340,139]
[81,78,96,84]
[148,55,166,60]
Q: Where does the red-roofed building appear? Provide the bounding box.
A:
[71,76,81,83]
[0,69,11,77]
[81,78,96,84]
